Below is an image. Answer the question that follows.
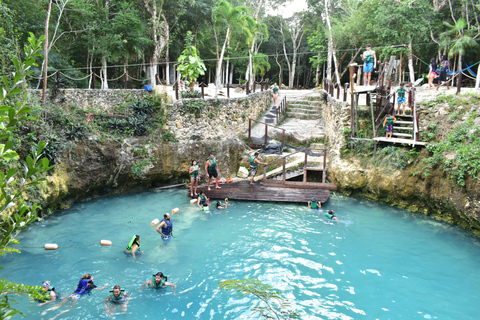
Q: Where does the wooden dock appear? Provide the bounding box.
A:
[190,180,336,204]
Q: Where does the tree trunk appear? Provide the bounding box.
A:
[42,0,53,103]
[215,27,230,96]
[315,55,320,86]
[101,55,108,89]
[408,40,415,83]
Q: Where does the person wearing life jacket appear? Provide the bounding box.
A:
[104,285,130,315]
[325,210,339,221]
[361,44,376,86]
[197,191,209,209]
[382,113,396,139]
[156,213,173,244]
[36,280,56,305]
[140,272,177,295]
[250,152,268,185]
[216,200,228,210]
[189,159,200,197]
[205,153,221,191]
[271,82,280,106]
[124,235,142,259]
[41,274,108,319]
[308,198,322,210]
[436,55,451,91]
[396,82,408,116]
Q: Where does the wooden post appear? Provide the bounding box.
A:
[266,78,269,90]
[124,72,128,89]
[322,149,327,183]
[261,80,264,91]
[408,82,413,111]
[248,119,252,146]
[156,74,160,85]
[200,82,206,99]
[303,151,308,182]
[476,63,480,89]
[56,70,60,90]
[264,123,268,146]
[343,83,348,101]
[93,72,96,89]
[336,84,340,100]
[366,92,370,106]
[281,130,285,150]
[175,81,179,100]
[282,158,286,181]
[253,81,256,92]
[227,82,230,98]
[246,80,249,95]
[456,56,463,95]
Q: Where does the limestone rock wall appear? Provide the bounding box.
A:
[166,92,271,141]
[321,90,480,234]
[29,89,149,111]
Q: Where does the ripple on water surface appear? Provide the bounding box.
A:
[3,190,480,319]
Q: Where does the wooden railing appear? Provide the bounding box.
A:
[276,96,287,124]
[261,148,328,183]
[247,118,286,149]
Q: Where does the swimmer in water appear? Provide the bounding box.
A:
[308,198,321,210]
[124,234,142,259]
[104,285,130,315]
[42,274,107,319]
[325,210,339,221]
[139,272,177,295]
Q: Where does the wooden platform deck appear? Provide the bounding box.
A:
[191,180,335,204]
[373,137,427,146]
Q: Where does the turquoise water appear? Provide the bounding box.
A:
[3,189,480,319]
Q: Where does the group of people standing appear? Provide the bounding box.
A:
[428,55,451,91]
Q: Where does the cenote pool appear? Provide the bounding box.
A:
[4,189,480,319]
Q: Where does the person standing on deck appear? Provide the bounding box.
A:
[156,213,173,244]
[250,152,268,185]
[361,44,376,86]
[205,153,221,191]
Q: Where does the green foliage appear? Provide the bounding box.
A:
[131,158,154,178]
[375,146,410,170]
[176,40,207,83]
[182,99,205,118]
[0,32,53,318]
[218,279,299,319]
[180,90,202,99]
[161,131,177,143]
[418,115,480,186]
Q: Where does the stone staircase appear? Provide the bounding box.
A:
[286,97,322,120]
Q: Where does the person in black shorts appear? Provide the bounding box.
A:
[205,153,220,191]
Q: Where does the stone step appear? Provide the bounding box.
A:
[287,104,323,110]
[287,113,322,120]
[286,109,321,115]
[393,126,413,131]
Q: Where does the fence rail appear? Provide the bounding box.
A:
[247,118,286,149]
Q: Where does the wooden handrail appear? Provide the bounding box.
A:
[248,118,287,149]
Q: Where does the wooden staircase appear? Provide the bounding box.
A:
[392,114,414,139]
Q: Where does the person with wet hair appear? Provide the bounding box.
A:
[140,272,177,295]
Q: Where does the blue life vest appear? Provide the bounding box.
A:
[74,279,95,295]
[161,219,172,236]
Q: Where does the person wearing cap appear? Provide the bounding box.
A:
[325,210,339,221]
[250,152,268,185]
[37,281,56,306]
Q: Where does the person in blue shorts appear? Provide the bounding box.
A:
[396,82,408,115]
[383,113,396,139]
[361,44,376,86]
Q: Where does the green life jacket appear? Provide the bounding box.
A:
[273,85,279,93]
[110,290,125,302]
[151,276,167,288]
[310,201,318,209]
[250,156,257,169]
[203,206,210,212]
[207,158,216,171]
[126,235,141,251]
[398,87,406,97]
[325,212,333,219]
[364,51,374,63]
[386,116,394,126]
[190,165,198,177]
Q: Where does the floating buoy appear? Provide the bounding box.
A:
[172,208,179,214]
[151,218,160,226]
[44,243,58,250]
[226,178,233,183]
[100,240,112,246]
[190,199,197,204]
